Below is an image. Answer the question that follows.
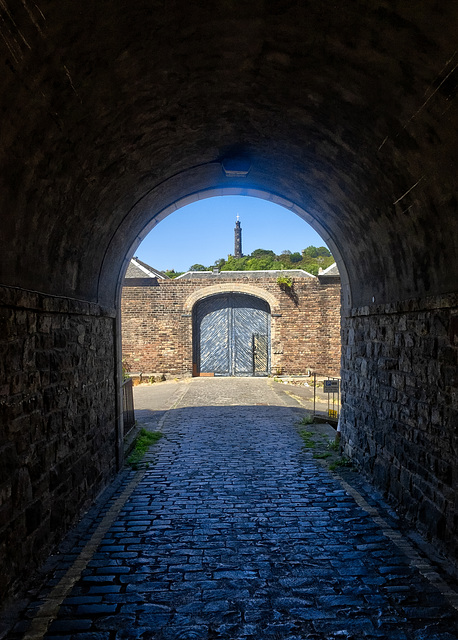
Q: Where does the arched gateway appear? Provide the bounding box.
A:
[194,293,271,376]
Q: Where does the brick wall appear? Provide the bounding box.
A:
[0,286,118,601]
[341,293,458,560]
[121,275,341,376]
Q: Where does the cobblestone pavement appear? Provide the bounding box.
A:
[11,378,458,639]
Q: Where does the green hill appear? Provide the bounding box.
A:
[165,246,334,278]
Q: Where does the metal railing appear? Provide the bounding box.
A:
[273,372,341,422]
[122,378,135,435]
[316,374,340,420]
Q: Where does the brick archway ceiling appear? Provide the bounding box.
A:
[1,1,457,309]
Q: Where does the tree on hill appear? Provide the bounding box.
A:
[179,246,334,275]
[246,257,277,270]
[303,246,318,258]
[164,269,184,279]
[220,256,249,271]
[305,264,319,276]
[251,248,276,258]
[304,245,331,258]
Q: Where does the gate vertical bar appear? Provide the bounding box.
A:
[337,382,340,418]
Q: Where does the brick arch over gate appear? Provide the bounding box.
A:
[192,291,272,377]
[187,286,279,378]
[184,284,281,315]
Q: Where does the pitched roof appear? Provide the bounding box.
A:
[317,262,340,282]
[125,258,168,279]
[319,262,339,276]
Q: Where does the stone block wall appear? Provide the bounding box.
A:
[121,275,341,377]
[0,286,118,602]
[341,293,458,560]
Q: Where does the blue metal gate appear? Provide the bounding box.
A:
[194,293,271,376]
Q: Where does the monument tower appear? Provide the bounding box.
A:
[234,214,243,258]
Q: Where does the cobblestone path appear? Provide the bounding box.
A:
[13,378,458,639]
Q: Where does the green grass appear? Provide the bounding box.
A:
[127,429,162,469]
[313,452,332,459]
[298,414,314,426]
[299,429,316,448]
[329,457,352,471]
[327,439,340,451]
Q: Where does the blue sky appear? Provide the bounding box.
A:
[135,195,328,272]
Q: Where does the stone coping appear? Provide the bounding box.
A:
[176,269,316,279]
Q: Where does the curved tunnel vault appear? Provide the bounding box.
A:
[0,1,456,311]
[1,0,458,602]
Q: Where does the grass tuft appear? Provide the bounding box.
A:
[328,439,340,451]
[313,452,332,459]
[329,457,352,471]
[299,429,316,448]
[127,429,162,469]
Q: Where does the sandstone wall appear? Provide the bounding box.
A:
[121,276,341,377]
[341,294,458,560]
[0,286,118,601]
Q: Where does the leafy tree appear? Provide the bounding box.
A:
[303,246,318,258]
[251,248,276,259]
[246,257,274,270]
[221,256,249,271]
[172,245,334,275]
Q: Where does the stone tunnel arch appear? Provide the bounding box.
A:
[116,187,351,312]
[1,0,458,604]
